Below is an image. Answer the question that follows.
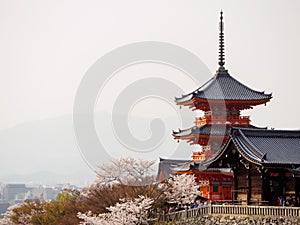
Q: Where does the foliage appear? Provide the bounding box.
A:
[79,157,164,215]
[163,174,199,204]
[95,157,156,186]
[78,195,154,225]
[0,190,79,225]
[0,204,22,225]
[9,199,44,225]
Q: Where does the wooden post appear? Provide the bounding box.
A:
[281,171,285,199]
[261,170,265,203]
[233,168,238,201]
[208,201,212,214]
[247,164,251,204]
[295,176,300,199]
[185,208,188,220]
[261,169,269,204]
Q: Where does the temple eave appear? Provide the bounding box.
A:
[176,98,271,111]
[173,134,229,146]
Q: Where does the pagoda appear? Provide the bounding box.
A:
[173,11,272,162]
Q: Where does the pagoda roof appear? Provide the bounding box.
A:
[157,158,232,179]
[175,68,272,104]
[173,160,206,172]
[157,158,190,181]
[208,128,300,167]
[173,124,263,138]
[174,161,230,173]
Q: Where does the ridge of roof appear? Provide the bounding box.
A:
[231,127,300,138]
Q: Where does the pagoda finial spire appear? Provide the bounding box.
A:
[218,10,225,68]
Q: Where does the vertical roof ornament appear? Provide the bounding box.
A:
[219,11,225,68]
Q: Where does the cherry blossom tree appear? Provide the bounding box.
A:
[0,191,79,225]
[0,216,15,225]
[96,157,156,186]
[164,174,199,205]
[0,204,16,225]
[79,157,161,215]
[0,202,33,225]
[78,195,154,225]
[79,157,156,203]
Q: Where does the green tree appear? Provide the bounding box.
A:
[8,190,79,225]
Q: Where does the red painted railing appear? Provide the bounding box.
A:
[195,116,250,126]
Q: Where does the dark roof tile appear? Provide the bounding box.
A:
[157,158,190,181]
[176,69,272,103]
[231,128,300,165]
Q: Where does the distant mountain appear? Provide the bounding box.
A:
[0,111,195,186]
[0,114,100,186]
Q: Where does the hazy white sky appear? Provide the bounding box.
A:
[0,1,300,182]
[1,0,300,130]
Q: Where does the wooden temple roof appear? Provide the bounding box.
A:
[156,158,232,181]
[208,128,300,167]
[175,68,272,105]
[156,158,190,181]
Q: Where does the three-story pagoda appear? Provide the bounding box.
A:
[173,12,272,161]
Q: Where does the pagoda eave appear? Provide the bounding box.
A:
[177,97,271,111]
[174,134,229,146]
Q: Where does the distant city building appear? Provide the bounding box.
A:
[44,187,57,200]
[1,183,81,202]
[0,202,9,218]
[0,182,81,217]
[2,184,30,204]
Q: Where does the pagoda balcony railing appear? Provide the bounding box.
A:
[195,116,250,126]
[192,150,215,162]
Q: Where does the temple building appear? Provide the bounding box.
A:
[157,157,234,201]
[158,11,300,205]
[207,128,300,205]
